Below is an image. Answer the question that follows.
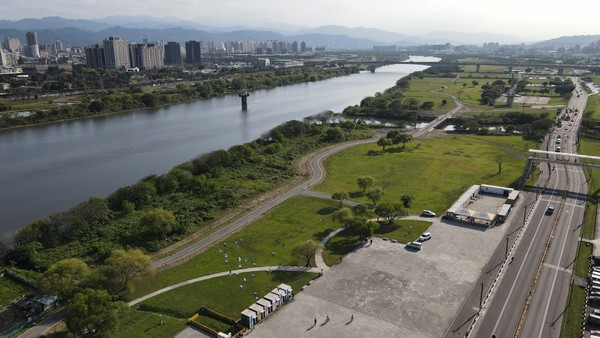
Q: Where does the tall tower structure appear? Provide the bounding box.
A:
[239,69,249,111]
[185,40,201,64]
[25,31,40,58]
[103,36,130,69]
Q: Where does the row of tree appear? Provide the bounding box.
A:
[0,66,359,129]
[2,121,370,271]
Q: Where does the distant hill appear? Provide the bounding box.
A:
[533,35,600,48]
[0,16,596,49]
[0,16,110,32]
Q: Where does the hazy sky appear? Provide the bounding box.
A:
[1,0,599,40]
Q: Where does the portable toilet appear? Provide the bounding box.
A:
[249,303,265,322]
[278,283,293,302]
[241,309,256,329]
[263,293,280,311]
[270,288,285,306]
[256,298,272,316]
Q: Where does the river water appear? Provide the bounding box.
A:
[0,56,439,241]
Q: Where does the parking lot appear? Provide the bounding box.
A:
[249,217,511,338]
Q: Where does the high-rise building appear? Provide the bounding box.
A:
[185,40,201,64]
[85,44,105,69]
[0,49,7,66]
[25,31,40,58]
[103,36,130,69]
[3,37,21,51]
[129,43,164,70]
[164,41,182,66]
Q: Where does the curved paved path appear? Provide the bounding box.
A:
[152,136,378,269]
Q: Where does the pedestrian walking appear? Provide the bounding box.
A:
[314,318,317,325]
[351,314,354,321]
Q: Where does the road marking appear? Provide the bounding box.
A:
[489,181,560,334]
[542,263,572,274]
[536,166,579,337]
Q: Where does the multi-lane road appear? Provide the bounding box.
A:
[461,81,590,337]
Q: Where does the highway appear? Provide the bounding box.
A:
[518,84,588,337]
[464,81,590,337]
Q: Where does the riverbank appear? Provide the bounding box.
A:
[0,66,360,130]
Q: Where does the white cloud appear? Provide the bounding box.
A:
[2,0,599,39]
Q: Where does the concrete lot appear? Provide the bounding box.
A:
[249,217,510,338]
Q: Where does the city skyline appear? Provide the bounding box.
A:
[1,0,599,41]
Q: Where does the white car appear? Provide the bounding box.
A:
[406,241,422,250]
[422,210,436,217]
[418,232,432,242]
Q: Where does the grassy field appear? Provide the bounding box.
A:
[559,284,586,338]
[140,271,317,320]
[585,91,600,119]
[321,218,438,266]
[129,196,339,300]
[375,219,432,243]
[580,138,600,197]
[0,276,33,311]
[315,135,530,215]
[115,311,188,338]
[574,241,593,278]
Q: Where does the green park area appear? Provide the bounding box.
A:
[315,134,531,215]
[116,311,187,338]
[130,195,339,300]
[322,219,432,266]
[139,271,316,320]
[0,276,32,311]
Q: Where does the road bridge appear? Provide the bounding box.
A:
[341,60,599,75]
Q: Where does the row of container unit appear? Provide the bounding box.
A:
[240,283,293,330]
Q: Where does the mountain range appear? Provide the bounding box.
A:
[0,16,596,49]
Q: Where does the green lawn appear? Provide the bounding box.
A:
[140,271,317,319]
[0,275,33,311]
[559,285,586,338]
[585,92,600,119]
[375,219,432,243]
[574,241,593,278]
[580,138,600,197]
[115,310,187,338]
[129,196,338,300]
[322,228,361,267]
[315,135,529,215]
[322,219,432,266]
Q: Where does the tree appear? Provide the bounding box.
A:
[356,176,375,192]
[292,240,321,267]
[366,187,385,206]
[441,99,448,106]
[140,208,176,239]
[65,288,129,337]
[349,217,380,240]
[400,194,415,209]
[38,258,90,301]
[331,190,350,208]
[377,136,392,151]
[396,133,413,148]
[496,155,504,174]
[332,207,354,228]
[375,202,407,224]
[103,249,153,294]
[420,101,434,110]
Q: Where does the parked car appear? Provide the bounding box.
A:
[546,204,555,215]
[555,146,561,152]
[418,232,432,242]
[422,210,436,217]
[406,241,422,250]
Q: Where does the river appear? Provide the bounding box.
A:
[0,56,439,241]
